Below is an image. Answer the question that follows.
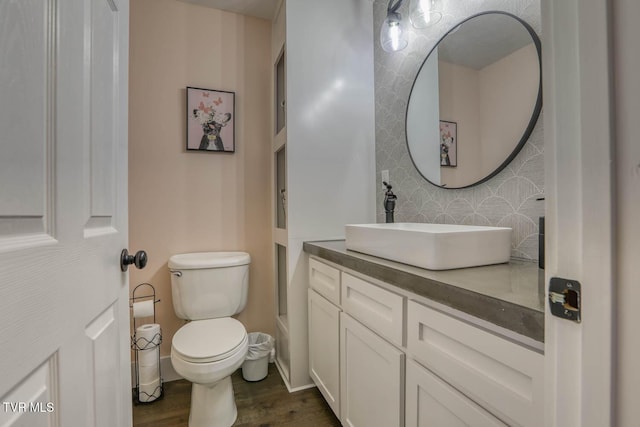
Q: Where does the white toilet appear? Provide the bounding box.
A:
[168,251,250,427]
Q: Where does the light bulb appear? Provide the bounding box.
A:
[410,0,442,29]
[380,11,408,52]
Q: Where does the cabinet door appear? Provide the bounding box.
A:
[406,360,507,427]
[308,289,340,417]
[340,313,404,427]
[407,301,543,426]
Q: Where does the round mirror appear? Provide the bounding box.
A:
[406,12,541,189]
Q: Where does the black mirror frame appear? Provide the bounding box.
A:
[405,10,543,190]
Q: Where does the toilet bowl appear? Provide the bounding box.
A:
[171,318,248,427]
[168,252,251,427]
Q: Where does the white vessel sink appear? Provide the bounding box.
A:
[345,223,512,270]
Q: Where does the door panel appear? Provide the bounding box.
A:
[0,357,58,427]
[86,305,122,427]
[86,0,119,234]
[0,0,55,246]
[0,0,131,426]
[0,0,64,394]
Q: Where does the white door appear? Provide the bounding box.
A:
[340,313,404,427]
[308,289,340,417]
[0,1,131,426]
[542,0,615,426]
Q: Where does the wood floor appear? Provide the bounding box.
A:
[132,364,341,427]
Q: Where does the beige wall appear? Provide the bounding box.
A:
[129,0,273,357]
[437,43,538,187]
[438,60,482,187]
[479,43,538,172]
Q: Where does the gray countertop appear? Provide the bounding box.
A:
[303,240,545,343]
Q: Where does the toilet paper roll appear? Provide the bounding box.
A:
[133,300,155,319]
[138,364,159,385]
[138,346,159,367]
[136,323,161,368]
[135,324,161,349]
[138,378,161,403]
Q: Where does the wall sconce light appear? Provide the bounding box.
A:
[380,0,408,52]
[380,0,443,52]
[410,0,442,29]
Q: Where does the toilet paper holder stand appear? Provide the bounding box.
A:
[130,282,163,404]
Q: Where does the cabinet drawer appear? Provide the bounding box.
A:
[309,258,341,305]
[406,359,507,427]
[341,273,404,347]
[407,301,544,427]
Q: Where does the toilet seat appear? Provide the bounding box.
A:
[172,317,247,364]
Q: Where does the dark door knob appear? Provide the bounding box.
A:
[120,249,148,272]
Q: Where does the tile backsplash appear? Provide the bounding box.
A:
[373,0,544,261]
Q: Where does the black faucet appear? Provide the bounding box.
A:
[383,181,397,223]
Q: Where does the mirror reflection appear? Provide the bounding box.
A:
[406,12,541,189]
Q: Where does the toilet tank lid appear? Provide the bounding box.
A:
[168,252,250,269]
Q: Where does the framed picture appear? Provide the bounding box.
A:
[186,86,235,152]
[439,120,457,167]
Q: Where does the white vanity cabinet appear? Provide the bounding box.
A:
[308,258,405,426]
[307,255,545,427]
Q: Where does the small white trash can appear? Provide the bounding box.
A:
[242,332,275,381]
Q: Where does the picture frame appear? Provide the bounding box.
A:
[439,120,457,167]
[186,86,235,153]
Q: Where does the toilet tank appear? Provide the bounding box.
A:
[168,252,250,321]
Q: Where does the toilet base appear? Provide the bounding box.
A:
[189,376,237,427]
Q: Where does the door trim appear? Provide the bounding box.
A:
[542,0,614,426]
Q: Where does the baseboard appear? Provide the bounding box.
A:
[132,356,312,390]
[274,360,316,393]
[130,355,182,387]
